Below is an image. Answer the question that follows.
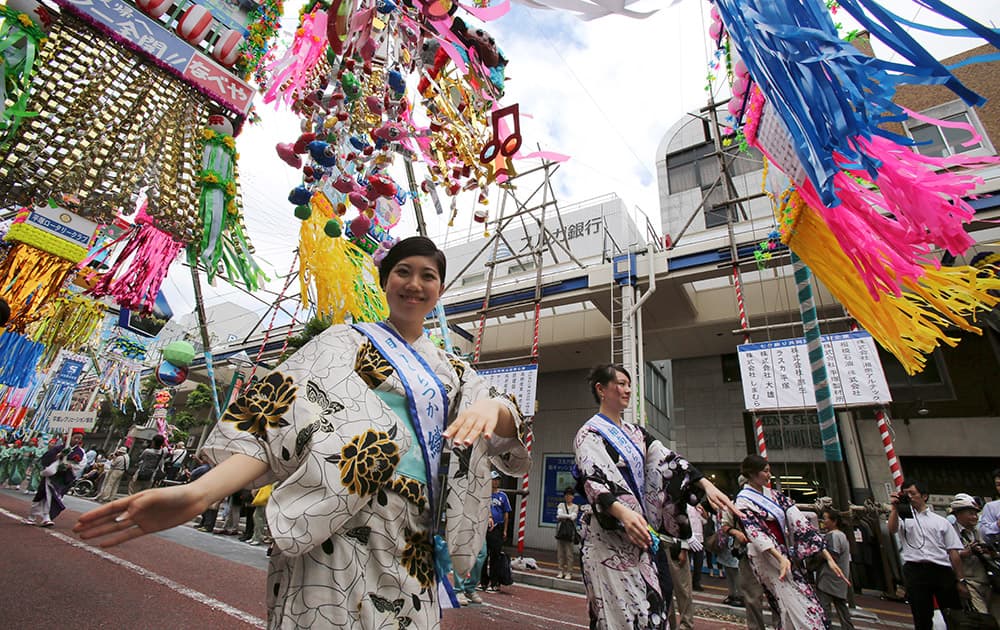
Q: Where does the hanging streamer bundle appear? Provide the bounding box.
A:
[29,293,105,368]
[84,206,185,314]
[0,383,36,430]
[0,243,76,331]
[188,118,268,290]
[0,330,44,387]
[298,192,388,323]
[0,2,50,146]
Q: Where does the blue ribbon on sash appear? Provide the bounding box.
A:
[353,322,459,607]
[737,487,786,534]
[584,413,646,515]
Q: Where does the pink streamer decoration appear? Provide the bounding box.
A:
[458,0,511,21]
[265,10,329,107]
[85,209,184,314]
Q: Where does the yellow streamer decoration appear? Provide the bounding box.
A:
[777,189,1000,375]
[298,192,388,323]
[0,243,77,332]
[29,293,106,369]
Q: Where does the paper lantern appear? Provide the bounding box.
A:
[135,0,172,19]
[162,340,196,367]
[213,29,244,67]
[176,6,213,45]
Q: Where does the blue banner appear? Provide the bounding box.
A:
[540,454,583,526]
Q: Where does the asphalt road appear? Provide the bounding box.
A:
[4,487,875,629]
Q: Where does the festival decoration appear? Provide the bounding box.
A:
[0,330,44,388]
[188,114,267,290]
[235,0,284,86]
[0,0,51,146]
[710,0,1000,373]
[29,293,105,369]
[0,244,76,331]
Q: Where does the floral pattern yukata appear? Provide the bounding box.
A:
[202,323,531,630]
[735,487,829,630]
[574,420,703,630]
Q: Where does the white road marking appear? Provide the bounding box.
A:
[482,601,590,628]
[0,507,266,629]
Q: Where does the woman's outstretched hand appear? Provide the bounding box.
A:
[74,484,208,548]
[699,478,743,519]
[443,399,515,446]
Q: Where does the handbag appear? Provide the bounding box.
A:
[498,551,514,586]
[555,519,576,541]
[941,603,1000,630]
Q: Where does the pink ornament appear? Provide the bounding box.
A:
[213,29,244,67]
[733,59,749,78]
[276,143,302,169]
[708,21,723,40]
[176,6,213,46]
[135,0,171,19]
[733,75,748,98]
[348,192,370,211]
[727,97,743,119]
[350,214,372,236]
[710,4,719,21]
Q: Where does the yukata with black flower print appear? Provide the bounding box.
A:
[201,323,530,630]
[735,486,829,629]
[574,421,703,630]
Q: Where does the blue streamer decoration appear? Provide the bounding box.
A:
[0,332,45,388]
[713,0,1000,207]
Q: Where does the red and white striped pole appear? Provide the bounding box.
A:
[515,302,541,555]
[733,265,768,459]
[875,408,903,490]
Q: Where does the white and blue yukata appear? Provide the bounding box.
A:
[202,322,530,629]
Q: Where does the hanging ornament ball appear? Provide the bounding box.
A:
[294,205,312,220]
[324,219,343,237]
[162,340,196,367]
[7,0,52,28]
[289,185,312,205]
[473,208,488,223]
[207,114,234,136]
[350,214,372,236]
[176,5,213,45]
[157,361,189,387]
[213,29,244,67]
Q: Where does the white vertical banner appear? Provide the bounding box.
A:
[476,364,538,416]
[738,331,891,411]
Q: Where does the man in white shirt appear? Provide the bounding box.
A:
[978,469,1000,545]
[889,479,969,630]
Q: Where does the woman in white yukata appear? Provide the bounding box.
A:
[574,364,739,630]
[735,454,848,629]
[75,236,532,630]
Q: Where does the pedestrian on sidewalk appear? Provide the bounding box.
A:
[96,447,129,502]
[889,479,969,630]
[128,435,166,495]
[952,494,1000,624]
[735,455,847,630]
[75,236,532,630]
[455,542,487,605]
[247,484,272,546]
[24,429,86,527]
[481,471,512,592]
[818,509,854,630]
[574,364,739,630]
[555,487,580,580]
[689,503,706,592]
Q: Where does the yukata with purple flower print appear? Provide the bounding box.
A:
[202,323,530,630]
[736,486,829,629]
[574,420,703,630]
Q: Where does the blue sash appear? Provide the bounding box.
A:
[352,322,459,607]
[737,487,786,533]
[584,413,646,514]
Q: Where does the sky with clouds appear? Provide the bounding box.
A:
[160,0,1000,327]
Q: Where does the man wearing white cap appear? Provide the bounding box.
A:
[952,494,1000,624]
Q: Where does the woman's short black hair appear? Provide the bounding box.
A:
[586,364,630,405]
[740,454,769,477]
[378,236,447,288]
[152,434,166,448]
[563,487,575,495]
[821,509,845,529]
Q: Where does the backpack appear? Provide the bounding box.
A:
[498,551,514,586]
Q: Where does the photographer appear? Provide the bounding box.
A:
[952,494,1000,623]
[888,479,968,630]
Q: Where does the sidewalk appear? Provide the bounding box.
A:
[508,545,915,628]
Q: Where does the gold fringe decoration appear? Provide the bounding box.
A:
[0,243,76,332]
[298,192,388,323]
[778,189,1000,374]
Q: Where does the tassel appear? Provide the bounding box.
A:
[264,8,328,107]
[778,189,1000,374]
[299,192,388,323]
[0,243,76,331]
[29,293,105,369]
[0,330,45,388]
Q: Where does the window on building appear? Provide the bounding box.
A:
[666,139,764,229]
[904,102,993,158]
[461,272,485,286]
[508,261,535,275]
[721,353,742,383]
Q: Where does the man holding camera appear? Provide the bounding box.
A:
[952,494,1000,624]
[889,479,969,630]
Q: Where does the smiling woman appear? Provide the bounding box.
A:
[75,236,533,630]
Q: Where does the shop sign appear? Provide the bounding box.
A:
[540,454,583,526]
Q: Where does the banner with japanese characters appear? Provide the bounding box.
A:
[477,364,538,416]
[738,331,891,410]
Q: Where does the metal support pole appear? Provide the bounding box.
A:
[190,265,222,449]
[791,252,851,509]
